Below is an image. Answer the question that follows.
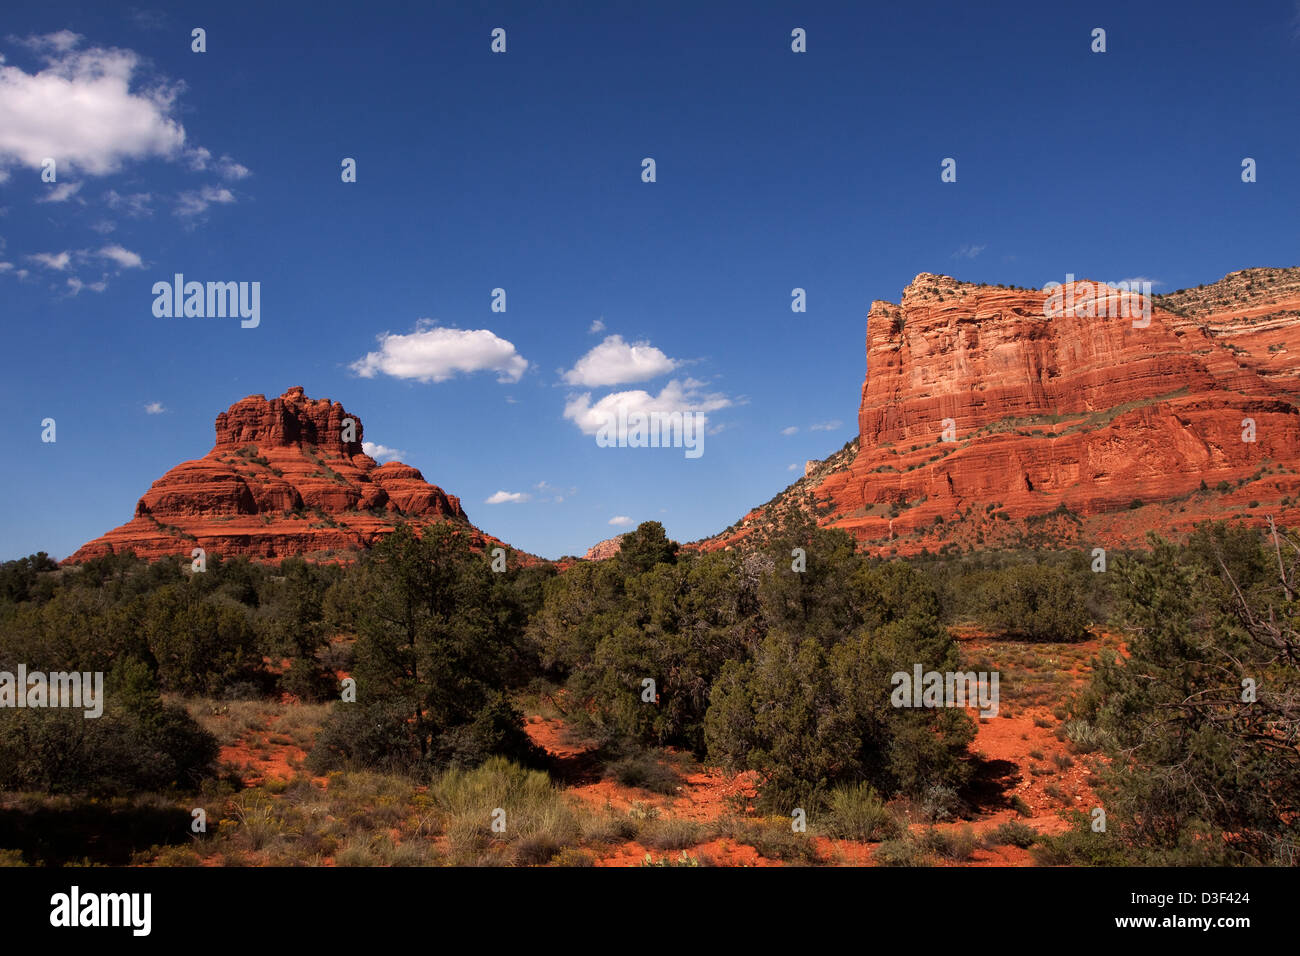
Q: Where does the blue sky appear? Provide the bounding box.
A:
[1,0,1298,561]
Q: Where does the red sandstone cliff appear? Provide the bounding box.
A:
[701,267,1300,555]
[66,387,522,563]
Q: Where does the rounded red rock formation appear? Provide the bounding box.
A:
[64,387,500,564]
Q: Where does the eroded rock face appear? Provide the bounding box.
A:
[66,387,515,563]
[702,267,1300,556]
[583,534,626,561]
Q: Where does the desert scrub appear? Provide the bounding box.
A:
[184,698,269,746]
[607,751,680,795]
[429,756,581,866]
[640,851,700,867]
[711,817,821,864]
[1060,719,1109,754]
[639,815,703,851]
[581,813,640,845]
[918,825,978,861]
[873,837,926,866]
[982,821,1040,849]
[821,783,903,842]
[920,783,962,823]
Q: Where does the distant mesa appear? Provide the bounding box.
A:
[66,387,521,564]
[699,266,1300,555]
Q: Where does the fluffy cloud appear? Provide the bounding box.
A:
[562,335,679,387]
[484,490,530,505]
[27,250,70,270]
[563,378,732,435]
[144,401,165,414]
[187,146,250,181]
[97,244,142,268]
[175,185,234,218]
[361,441,406,462]
[588,318,605,334]
[608,515,633,527]
[0,33,186,176]
[352,324,529,384]
[781,426,798,436]
[66,275,106,295]
[810,420,843,431]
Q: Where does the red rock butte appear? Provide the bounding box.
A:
[66,386,515,563]
[702,266,1300,556]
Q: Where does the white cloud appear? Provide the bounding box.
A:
[608,515,633,527]
[103,189,151,217]
[0,262,12,273]
[89,219,115,234]
[781,426,798,436]
[36,180,81,202]
[65,275,106,295]
[28,250,70,270]
[187,147,249,181]
[361,441,406,462]
[563,379,733,435]
[217,155,250,180]
[562,334,679,387]
[810,420,842,431]
[588,318,605,334]
[952,244,986,259]
[0,34,187,176]
[15,31,83,54]
[144,401,165,414]
[97,244,142,268]
[352,324,529,384]
[787,463,799,471]
[485,490,530,505]
[175,184,234,218]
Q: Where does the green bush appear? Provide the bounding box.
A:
[1070,523,1300,865]
[822,783,903,842]
[608,751,680,795]
[971,564,1090,641]
[983,821,1040,849]
[0,659,216,795]
[873,838,925,866]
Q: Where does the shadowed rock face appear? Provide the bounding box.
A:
[701,267,1300,556]
[66,387,515,564]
